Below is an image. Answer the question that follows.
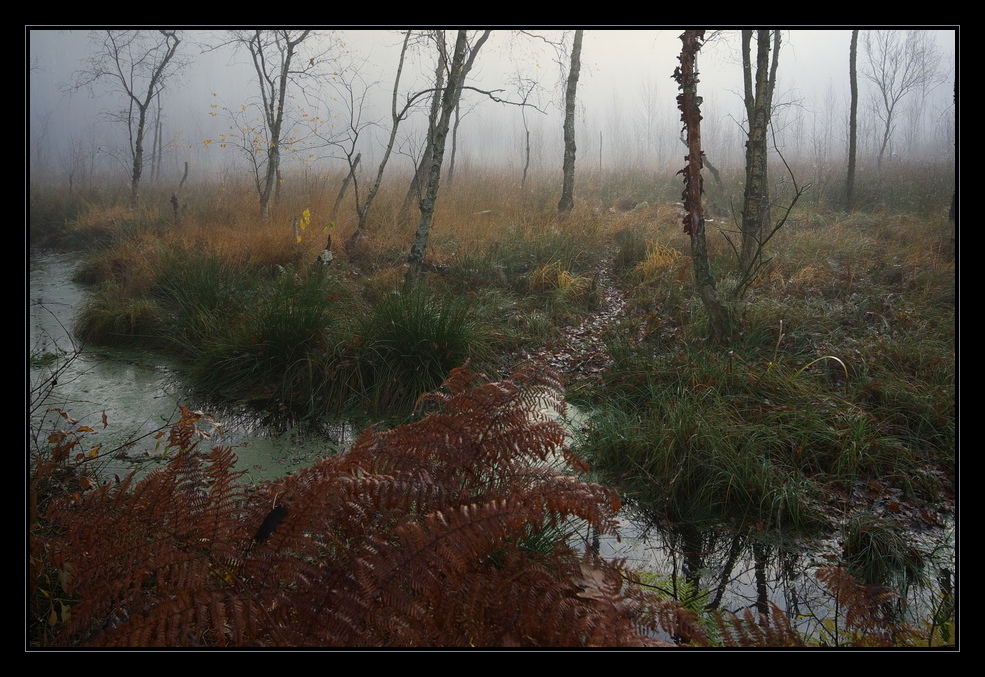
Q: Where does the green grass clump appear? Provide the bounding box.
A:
[354,286,494,413]
[151,252,248,355]
[179,263,343,410]
[579,360,830,531]
[75,287,163,347]
[578,285,950,533]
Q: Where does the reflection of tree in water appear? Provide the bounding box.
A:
[626,510,828,634]
[622,504,953,644]
[655,522,788,620]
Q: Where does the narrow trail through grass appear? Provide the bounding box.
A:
[521,250,629,384]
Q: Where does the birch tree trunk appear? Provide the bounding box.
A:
[739,29,780,277]
[400,32,448,222]
[405,30,490,289]
[557,30,583,214]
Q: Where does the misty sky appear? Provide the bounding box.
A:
[27,28,956,187]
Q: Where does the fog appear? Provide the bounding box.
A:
[28,29,956,189]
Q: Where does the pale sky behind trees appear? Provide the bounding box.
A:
[27,28,956,190]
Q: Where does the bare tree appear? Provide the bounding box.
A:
[846,29,859,211]
[328,32,430,253]
[513,76,544,191]
[227,30,336,219]
[557,30,583,214]
[405,30,491,288]
[675,30,732,344]
[71,30,182,206]
[737,29,780,278]
[862,30,948,169]
[400,31,488,220]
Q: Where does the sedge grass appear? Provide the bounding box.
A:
[353,286,494,414]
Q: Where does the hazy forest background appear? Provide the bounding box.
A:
[29,29,954,197]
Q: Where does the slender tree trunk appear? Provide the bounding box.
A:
[401,34,447,221]
[846,29,859,212]
[557,29,583,214]
[260,148,278,220]
[405,30,490,288]
[518,80,535,191]
[676,30,732,344]
[877,113,893,170]
[130,105,148,207]
[333,152,361,217]
[448,101,461,185]
[740,29,780,277]
[150,97,161,183]
[260,112,284,220]
[522,128,531,191]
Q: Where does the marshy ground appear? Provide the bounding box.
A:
[30,164,956,646]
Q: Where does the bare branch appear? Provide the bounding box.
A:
[68,30,184,206]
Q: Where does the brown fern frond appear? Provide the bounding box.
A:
[641,595,710,647]
[715,602,805,648]
[816,566,920,647]
[36,363,673,647]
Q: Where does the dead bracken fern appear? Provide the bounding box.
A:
[31,366,927,648]
[34,363,677,647]
[715,602,806,648]
[813,565,921,647]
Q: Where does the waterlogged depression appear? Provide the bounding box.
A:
[29,251,348,481]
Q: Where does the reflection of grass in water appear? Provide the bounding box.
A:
[842,511,924,589]
[30,350,61,368]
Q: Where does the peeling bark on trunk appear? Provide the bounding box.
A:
[676,30,732,344]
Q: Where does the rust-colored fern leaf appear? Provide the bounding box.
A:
[816,566,920,647]
[715,602,806,648]
[36,363,669,647]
